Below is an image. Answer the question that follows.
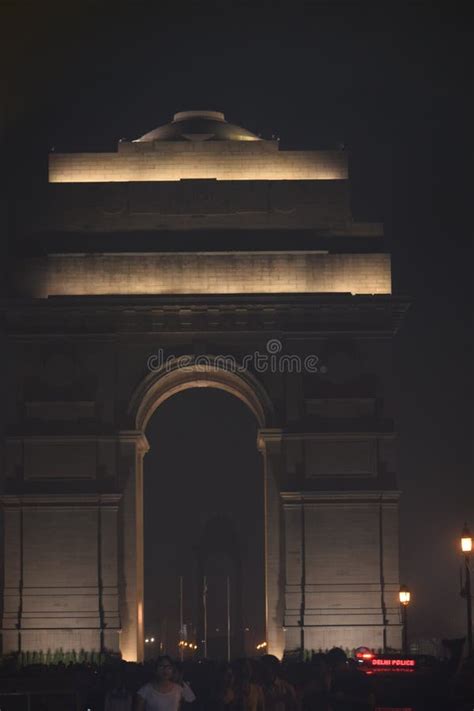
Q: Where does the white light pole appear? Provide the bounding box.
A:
[179,576,184,661]
[399,585,411,655]
[226,576,231,662]
[203,575,208,658]
[461,524,473,656]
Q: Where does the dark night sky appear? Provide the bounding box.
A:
[1,1,472,645]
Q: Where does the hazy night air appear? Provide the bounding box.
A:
[0,1,471,658]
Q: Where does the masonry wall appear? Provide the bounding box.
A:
[15,252,392,297]
[24,179,367,233]
[2,496,121,655]
[49,147,348,183]
[283,496,401,653]
[1,315,403,658]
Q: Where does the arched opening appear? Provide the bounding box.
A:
[144,389,263,659]
[125,361,277,661]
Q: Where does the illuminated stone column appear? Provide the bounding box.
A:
[117,431,148,662]
[258,428,285,659]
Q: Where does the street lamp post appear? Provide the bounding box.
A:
[460,524,473,657]
[399,585,411,655]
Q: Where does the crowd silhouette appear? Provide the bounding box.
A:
[1,647,473,710]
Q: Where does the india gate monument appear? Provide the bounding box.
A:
[1,110,408,660]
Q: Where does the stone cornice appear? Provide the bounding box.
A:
[5,431,150,453]
[281,490,401,504]
[0,493,122,507]
[257,428,284,452]
[118,430,150,453]
[1,294,410,337]
[278,431,397,440]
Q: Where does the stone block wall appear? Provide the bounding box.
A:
[1,298,403,659]
[49,147,348,183]
[14,252,392,297]
[2,495,121,655]
[25,179,358,233]
[282,493,401,653]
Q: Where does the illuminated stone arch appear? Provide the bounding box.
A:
[120,358,282,662]
[129,356,275,433]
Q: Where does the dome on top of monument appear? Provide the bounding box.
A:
[133,110,261,143]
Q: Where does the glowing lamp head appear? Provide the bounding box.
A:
[399,585,411,606]
[461,524,472,553]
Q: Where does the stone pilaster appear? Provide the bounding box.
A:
[258,428,285,658]
[117,431,148,661]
